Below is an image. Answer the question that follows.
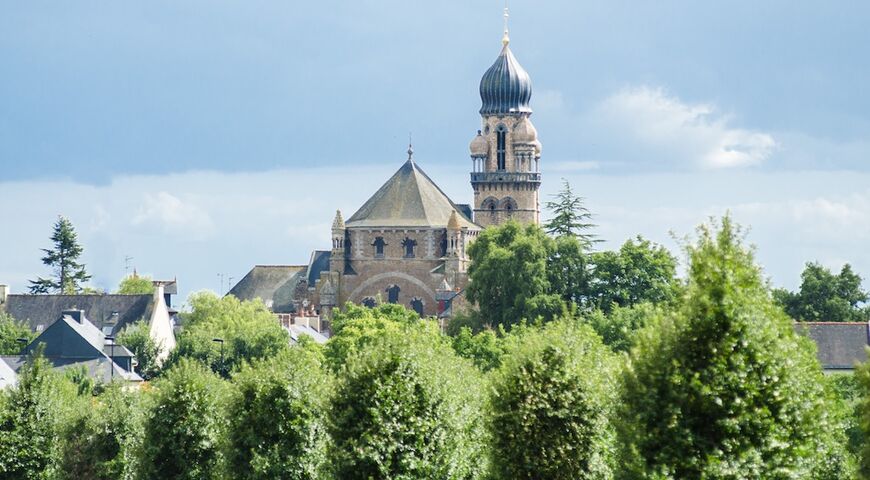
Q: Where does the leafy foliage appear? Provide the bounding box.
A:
[544,178,598,247]
[226,348,332,480]
[450,326,504,372]
[0,312,35,355]
[584,303,659,353]
[55,385,143,480]
[117,321,162,380]
[619,216,851,479]
[327,324,487,479]
[139,359,227,480]
[324,302,422,371]
[467,222,567,330]
[0,347,78,480]
[167,292,290,377]
[489,319,616,480]
[116,274,155,295]
[587,236,679,313]
[29,216,91,294]
[775,262,870,322]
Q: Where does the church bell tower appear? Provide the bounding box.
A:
[470,9,542,227]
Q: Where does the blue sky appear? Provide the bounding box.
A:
[2,1,870,303]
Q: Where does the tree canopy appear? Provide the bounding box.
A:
[619,217,851,479]
[29,216,91,294]
[0,312,35,355]
[116,274,155,295]
[544,178,598,247]
[775,262,870,322]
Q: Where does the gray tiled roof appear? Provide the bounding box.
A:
[346,159,478,229]
[3,294,154,336]
[228,265,306,314]
[794,322,869,370]
[1,355,141,383]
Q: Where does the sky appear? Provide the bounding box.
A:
[2,1,869,305]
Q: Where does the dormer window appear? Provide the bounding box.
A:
[372,237,387,258]
[402,237,417,258]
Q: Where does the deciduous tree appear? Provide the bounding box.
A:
[775,262,869,322]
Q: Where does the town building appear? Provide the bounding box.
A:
[230,24,542,329]
[794,322,870,373]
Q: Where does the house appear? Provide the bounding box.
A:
[0,282,177,362]
[0,357,16,389]
[1,309,141,383]
[794,322,869,372]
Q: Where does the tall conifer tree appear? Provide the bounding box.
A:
[544,178,598,248]
[29,216,90,294]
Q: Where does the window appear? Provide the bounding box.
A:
[481,197,498,216]
[386,284,401,304]
[372,236,387,258]
[362,297,377,308]
[496,124,507,170]
[410,298,424,316]
[402,237,417,258]
[439,233,448,257]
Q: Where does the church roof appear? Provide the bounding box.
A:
[228,265,307,314]
[346,159,478,229]
[479,43,532,116]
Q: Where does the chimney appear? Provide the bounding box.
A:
[0,284,7,307]
[62,309,85,324]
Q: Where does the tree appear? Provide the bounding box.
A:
[619,217,851,479]
[467,222,567,330]
[587,236,679,313]
[0,346,79,480]
[139,359,227,480]
[0,312,35,355]
[544,178,598,247]
[166,292,290,377]
[56,384,143,480]
[226,348,331,480]
[450,326,504,372]
[29,216,91,294]
[116,274,155,295]
[584,303,659,353]
[547,235,590,308]
[116,321,161,380]
[775,262,870,322]
[324,302,421,371]
[489,319,616,480]
[327,324,487,479]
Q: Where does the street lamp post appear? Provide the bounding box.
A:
[212,338,224,375]
[105,336,116,380]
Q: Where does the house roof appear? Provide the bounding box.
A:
[346,159,478,229]
[0,357,17,389]
[287,324,329,345]
[794,322,869,370]
[1,355,141,383]
[3,294,154,336]
[24,313,108,359]
[228,265,307,313]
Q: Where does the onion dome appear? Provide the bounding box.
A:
[532,139,542,156]
[479,42,532,116]
[469,130,488,156]
[512,116,537,143]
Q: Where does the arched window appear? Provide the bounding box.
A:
[402,237,417,258]
[501,197,517,212]
[372,236,387,258]
[362,297,376,308]
[439,232,448,257]
[481,197,498,216]
[496,124,507,171]
[410,298,424,316]
[386,284,401,304]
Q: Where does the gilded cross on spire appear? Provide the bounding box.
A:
[502,3,510,46]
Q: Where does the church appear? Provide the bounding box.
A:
[230,23,543,328]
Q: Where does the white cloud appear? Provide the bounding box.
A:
[132,192,214,237]
[594,86,777,169]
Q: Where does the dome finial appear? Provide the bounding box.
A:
[502,4,510,46]
[407,132,414,162]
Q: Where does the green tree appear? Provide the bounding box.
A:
[587,236,679,313]
[0,346,78,480]
[140,359,227,480]
[0,312,35,355]
[167,292,290,377]
[116,321,161,380]
[324,302,421,371]
[116,274,155,295]
[547,235,590,308]
[226,348,331,480]
[56,385,143,480]
[775,262,869,322]
[584,303,659,353]
[450,326,504,372]
[619,217,851,479]
[327,324,487,479]
[467,222,566,330]
[544,178,598,247]
[489,319,616,480]
[29,216,91,294]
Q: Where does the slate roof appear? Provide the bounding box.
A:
[346,159,478,229]
[307,251,331,286]
[794,322,869,370]
[3,294,154,336]
[1,355,140,383]
[228,265,307,314]
[287,324,329,345]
